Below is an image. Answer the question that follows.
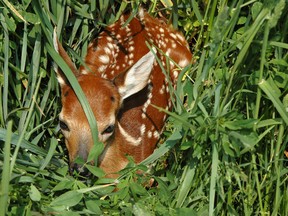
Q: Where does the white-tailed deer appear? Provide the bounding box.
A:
[54,9,192,178]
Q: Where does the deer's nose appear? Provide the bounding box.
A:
[69,162,90,177]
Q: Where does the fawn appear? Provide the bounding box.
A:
[54,9,192,178]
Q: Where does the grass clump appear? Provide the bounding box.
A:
[0,0,288,215]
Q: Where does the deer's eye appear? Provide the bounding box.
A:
[59,120,70,131]
[102,125,115,135]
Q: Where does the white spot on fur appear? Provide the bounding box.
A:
[148,131,152,138]
[170,60,175,68]
[81,69,89,74]
[170,33,177,40]
[172,42,177,49]
[147,32,152,38]
[166,48,171,57]
[148,92,153,99]
[143,98,151,112]
[176,32,185,42]
[104,47,112,55]
[173,70,179,79]
[166,86,169,93]
[129,53,134,59]
[107,37,113,42]
[118,123,141,146]
[107,43,114,50]
[140,124,146,135]
[159,85,165,94]
[163,114,167,121]
[138,8,144,20]
[153,130,160,139]
[128,60,134,66]
[120,15,125,26]
[99,55,110,64]
[98,65,107,72]
[179,59,190,68]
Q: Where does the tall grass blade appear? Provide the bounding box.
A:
[259,79,288,125]
[0,121,12,216]
[175,159,197,208]
[0,10,9,123]
[209,142,218,216]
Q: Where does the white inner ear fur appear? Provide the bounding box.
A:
[118,49,156,100]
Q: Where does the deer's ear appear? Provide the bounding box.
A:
[113,50,156,100]
[53,28,78,87]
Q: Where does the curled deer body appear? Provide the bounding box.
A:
[54,9,192,178]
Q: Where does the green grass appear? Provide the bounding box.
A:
[0,0,288,215]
